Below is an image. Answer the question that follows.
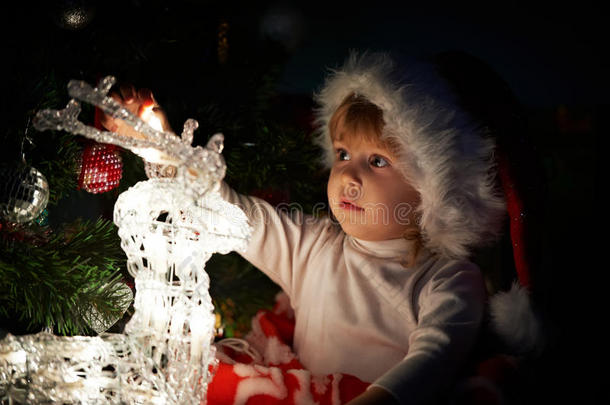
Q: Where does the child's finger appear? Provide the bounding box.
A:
[108,90,125,106]
[138,88,155,107]
[98,91,126,131]
[120,83,136,104]
[98,112,118,132]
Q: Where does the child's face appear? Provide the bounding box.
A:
[327,132,420,241]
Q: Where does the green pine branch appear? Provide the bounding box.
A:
[0,218,129,336]
[207,252,280,338]
[31,72,91,205]
[0,25,323,340]
[0,70,84,206]
[35,131,81,206]
[224,122,326,211]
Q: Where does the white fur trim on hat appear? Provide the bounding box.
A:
[313,51,506,259]
[489,281,544,355]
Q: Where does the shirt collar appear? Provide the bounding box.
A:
[347,235,415,260]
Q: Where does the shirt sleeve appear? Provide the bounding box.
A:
[369,262,486,405]
[218,181,337,299]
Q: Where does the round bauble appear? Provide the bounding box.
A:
[78,142,123,194]
[51,0,96,31]
[0,166,50,224]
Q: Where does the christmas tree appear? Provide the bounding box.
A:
[1,2,324,338]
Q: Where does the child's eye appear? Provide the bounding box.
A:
[370,155,389,168]
[336,149,350,161]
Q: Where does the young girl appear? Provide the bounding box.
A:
[104,51,506,404]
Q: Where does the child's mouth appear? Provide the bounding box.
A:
[339,199,364,211]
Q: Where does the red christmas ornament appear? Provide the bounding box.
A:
[75,106,124,194]
[77,142,123,194]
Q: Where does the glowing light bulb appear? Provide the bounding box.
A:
[141,104,164,132]
[135,105,168,163]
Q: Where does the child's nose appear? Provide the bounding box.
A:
[340,163,362,186]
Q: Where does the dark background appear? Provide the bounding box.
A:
[1,1,603,401]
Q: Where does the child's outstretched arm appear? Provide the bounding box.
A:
[217,182,340,300]
[100,85,338,300]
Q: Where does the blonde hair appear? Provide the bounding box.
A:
[329,93,423,267]
[329,93,399,155]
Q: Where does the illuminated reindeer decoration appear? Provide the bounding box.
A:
[0,76,250,404]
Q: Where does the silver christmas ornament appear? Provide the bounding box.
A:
[52,0,96,31]
[0,166,50,224]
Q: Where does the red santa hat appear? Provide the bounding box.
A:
[314,50,543,355]
[313,51,506,260]
[432,50,545,355]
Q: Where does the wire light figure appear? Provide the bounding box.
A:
[0,76,251,404]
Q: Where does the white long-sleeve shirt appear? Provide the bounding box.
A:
[219,183,486,404]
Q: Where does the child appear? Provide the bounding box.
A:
[104,51,506,404]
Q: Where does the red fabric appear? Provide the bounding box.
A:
[496,150,531,289]
[206,294,369,405]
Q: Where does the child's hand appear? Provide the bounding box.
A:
[345,386,399,405]
[98,83,172,138]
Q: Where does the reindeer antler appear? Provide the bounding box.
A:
[33,76,226,195]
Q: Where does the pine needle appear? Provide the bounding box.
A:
[0,218,129,336]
